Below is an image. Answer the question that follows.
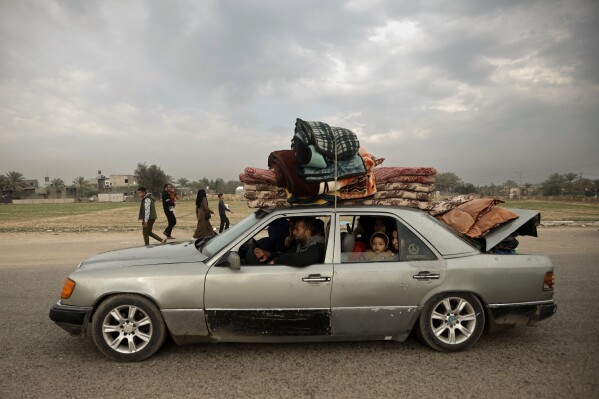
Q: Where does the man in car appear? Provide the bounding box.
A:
[254,217,325,267]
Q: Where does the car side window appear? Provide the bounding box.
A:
[339,214,436,263]
[240,215,330,266]
[395,223,437,261]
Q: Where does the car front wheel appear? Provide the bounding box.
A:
[91,294,166,362]
[418,293,485,352]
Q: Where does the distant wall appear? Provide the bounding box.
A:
[12,198,76,204]
[98,193,124,202]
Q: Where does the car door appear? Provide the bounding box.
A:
[204,214,334,339]
[331,211,446,339]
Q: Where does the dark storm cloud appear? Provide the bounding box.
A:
[0,0,597,185]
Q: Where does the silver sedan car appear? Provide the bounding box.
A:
[50,205,556,362]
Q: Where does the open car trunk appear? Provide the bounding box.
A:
[472,208,541,253]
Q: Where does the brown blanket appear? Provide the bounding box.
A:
[437,198,518,237]
[268,150,321,196]
[374,166,437,182]
[244,190,287,200]
[240,168,277,185]
[377,182,435,192]
[373,190,433,201]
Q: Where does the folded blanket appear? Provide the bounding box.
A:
[343,198,434,210]
[243,183,279,192]
[244,190,287,200]
[241,168,277,185]
[247,199,290,208]
[378,175,436,184]
[299,153,366,183]
[373,190,432,201]
[377,182,435,193]
[374,166,438,181]
[427,195,476,216]
[294,118,360,162]
[268,150,321,196]
[437,198,518,237]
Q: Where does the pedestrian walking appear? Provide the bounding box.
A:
[161,183,177,239]
[137,187,166,245]
[193,189,216,239]
[217,193,232,233]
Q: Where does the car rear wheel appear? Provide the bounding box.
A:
[91,294,166,362]
[418,293,485,352]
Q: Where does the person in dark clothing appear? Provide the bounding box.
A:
[161,183,177,239]
[217,193,232,233]
[253,218,326,267]
[137,187,166,246]
[256,218,289,253]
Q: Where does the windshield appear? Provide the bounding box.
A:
[200,210,266,257]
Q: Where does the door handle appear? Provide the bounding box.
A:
[412,272,440,281]
[302,274,331,283]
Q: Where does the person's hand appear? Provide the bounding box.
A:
[143,221,147,227]
[284,235,293,247]
[254,248,271,263]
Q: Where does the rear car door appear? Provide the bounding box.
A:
[331,211,446,339]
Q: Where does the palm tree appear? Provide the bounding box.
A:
[50,178,65,189]
[5,171,27,192]
[0,175,7,191]
[72,176,88,199]
[176,178,190,187]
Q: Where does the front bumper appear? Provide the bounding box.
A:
[488,302,557,326]
[49,301,92,335]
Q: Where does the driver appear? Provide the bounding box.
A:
[253,217,325,267]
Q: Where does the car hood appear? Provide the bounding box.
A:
[78,241,207,270]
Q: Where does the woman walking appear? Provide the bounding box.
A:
[193,189,216,239]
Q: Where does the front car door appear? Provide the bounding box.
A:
[204,212,334,340]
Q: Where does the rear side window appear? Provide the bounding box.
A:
[396,223,437,261]
[339,214,436,263]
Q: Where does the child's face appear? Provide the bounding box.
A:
[392,230,399,250]
[371,237,387,253]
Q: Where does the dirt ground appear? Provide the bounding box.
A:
[1,227,598,398]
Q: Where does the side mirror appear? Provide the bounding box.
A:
[227,252,241,270]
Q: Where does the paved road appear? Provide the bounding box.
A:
[0,228,597,398]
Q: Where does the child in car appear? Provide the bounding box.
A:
[362,232,397,261]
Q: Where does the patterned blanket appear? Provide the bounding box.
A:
[240,168,277,185]
[373,190,432,201]
[374,166,438,181]
[376,182,435,193]
[294,118,361,162]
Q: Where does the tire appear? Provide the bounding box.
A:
[417,293,485,352]
[91,294,167,362]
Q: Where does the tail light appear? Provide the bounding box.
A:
[542,272,554,291]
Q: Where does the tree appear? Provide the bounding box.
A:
[0,175,7,191]
[72,176,88,199]
[541,173,566,196]
[224,180,242,194]
[4,171,27,192]
[436,172,462,193]
[455,183,477,195]
[134,163,168,195]
[50,178,65,189]
[563,172,579,195]
[176,178,190,187]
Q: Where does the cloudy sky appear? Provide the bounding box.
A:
[1,0,598,187]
